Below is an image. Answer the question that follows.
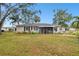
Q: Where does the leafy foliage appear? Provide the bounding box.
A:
[34,15,40,23]
[71,16,79,28]
[0,3,41,32]
[8,4,41,24]
[53,9,72,27]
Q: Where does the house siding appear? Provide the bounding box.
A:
[16,26,24,32]
[16,24,67,33]
[30,26,39,32]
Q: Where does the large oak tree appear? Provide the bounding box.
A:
[0,3,40,33]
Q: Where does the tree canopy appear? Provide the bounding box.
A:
[33,15,40,23]
[71,16,79,28]
[53,9,72,27]
[0,3,41,32]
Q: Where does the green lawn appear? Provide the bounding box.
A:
[0,32,79,56]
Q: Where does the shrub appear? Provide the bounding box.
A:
[16,32,28,34]
[72,31,79,35]
[66,30,73,35]
[31,32,39,34]
[1,30,5,32]
[76,31,79,36]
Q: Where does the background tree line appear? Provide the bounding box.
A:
[53,9,79,29]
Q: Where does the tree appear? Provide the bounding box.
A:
[0,3,34,33]
[9,6,41,25]
[34,15,40,23]
[22,9,41,24]
[71,16,79,29]
[9,14,21,25]
[53,9,72,27]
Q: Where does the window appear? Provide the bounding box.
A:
[25,27,29,30]
[35,26,38,30]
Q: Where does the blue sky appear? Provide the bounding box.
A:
[3,3,79,27]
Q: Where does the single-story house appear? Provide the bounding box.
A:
[15,23,66,34]
[1,27,16,32]
[69,28,76,32]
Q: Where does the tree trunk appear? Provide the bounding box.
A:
[0,25,2,34]
[0,21,3,34]
[0,18,6,34]
[77,22,79,28]
[0,10,11,34]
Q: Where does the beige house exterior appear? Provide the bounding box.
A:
[15,23,66,34]
[1,27,16,32]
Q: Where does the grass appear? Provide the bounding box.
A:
[0,32,79,56]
